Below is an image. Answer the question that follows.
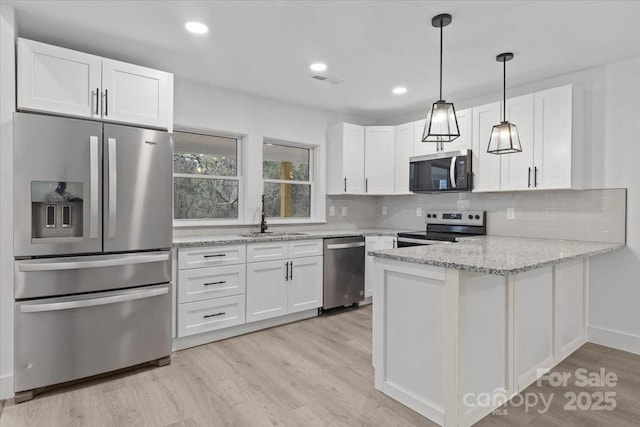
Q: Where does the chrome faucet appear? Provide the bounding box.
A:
[260,195,268,233]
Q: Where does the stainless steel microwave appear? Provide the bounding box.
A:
[409,149,473,193]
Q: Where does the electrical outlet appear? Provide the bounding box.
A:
[416,207,422,217]
[507,208,515,220]
[382,206,388,216]
[341,207,347,216]
[329,206,335,217]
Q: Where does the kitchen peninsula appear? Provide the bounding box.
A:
[369,236,623,427]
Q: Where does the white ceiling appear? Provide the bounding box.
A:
[7,1,640,120]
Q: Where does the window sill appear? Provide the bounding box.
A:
[173,219,243,228]
[264,218,328,226]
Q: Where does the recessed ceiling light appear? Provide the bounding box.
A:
[185,21,209,34]
[393,87,407,95]
[310,63,327,72]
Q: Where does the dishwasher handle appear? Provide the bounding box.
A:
[325,242,365,250]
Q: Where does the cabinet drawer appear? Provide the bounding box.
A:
[178,245,246,269]
[178,264,246,303]
[247,242,289,262]
[177,295,245,337]
[289,240,323,258]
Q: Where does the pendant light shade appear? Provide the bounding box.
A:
[487,52,522,154]
[423,13,460,146]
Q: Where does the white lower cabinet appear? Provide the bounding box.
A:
[246,260,289,322]
[178,295,245,337]
[246,241,323,323]
[365,235,396,298]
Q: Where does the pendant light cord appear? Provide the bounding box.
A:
[439,20,443,101]
[503,59,506,122]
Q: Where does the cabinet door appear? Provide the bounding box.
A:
[364,236,380,298]
[472,102,502,192]
[246,260,288,322]
[448,108,473,152]
[18,38,101,119]
[534,85,573,189]
[102,58,172,129]
[500,94,535,191]
[413,119,437,157]
[342,123,366,193]
[394,122,414,194]
[288,256,323,313]
[364,126,395,194]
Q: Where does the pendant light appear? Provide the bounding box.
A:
[487,52,522,154]
[422,13,460,151]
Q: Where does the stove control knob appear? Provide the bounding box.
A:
[468,214,473,220]
[433,214,438,218]
[475,215,480,220]
[426,214,432,218]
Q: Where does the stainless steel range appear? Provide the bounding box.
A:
[397,210,486,247]
[13,113,173,402]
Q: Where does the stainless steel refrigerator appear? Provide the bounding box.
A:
[12,112,173,401]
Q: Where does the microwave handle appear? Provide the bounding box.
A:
[450,156,457,189]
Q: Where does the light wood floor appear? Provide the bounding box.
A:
[1,305,639,426]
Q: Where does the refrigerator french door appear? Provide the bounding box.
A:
[14,113,172,256]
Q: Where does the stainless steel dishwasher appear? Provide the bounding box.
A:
[323,236,365,310]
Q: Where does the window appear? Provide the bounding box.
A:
[173,130,241,221]
[263,141,313,218]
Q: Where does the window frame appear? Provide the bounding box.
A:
[262,138,317,223]
[172,125,246,227]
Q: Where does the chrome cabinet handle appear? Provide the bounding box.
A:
[203,281,226,286]
[344,177,347,192]
[528,167,532,188]
[289,261,293,280]
[95,88,99,115]
[285,261,289,281]
[89,136,99,238]
[20,286,168,313]
[107,138,117,238]
[203,312,225,319]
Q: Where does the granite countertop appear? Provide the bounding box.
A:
[173,228,405,247]
[369,236,624,276]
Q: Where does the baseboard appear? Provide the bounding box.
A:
[588,325,640,355]
[0,373,13,400]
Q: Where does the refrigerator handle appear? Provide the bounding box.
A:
[89,136,99,239]
[108,138,117,238]
[20,286,169,313]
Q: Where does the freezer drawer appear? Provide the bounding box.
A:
[15,283,171,393]
[15,251,171,299]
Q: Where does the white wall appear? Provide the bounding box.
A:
[0,3,15,400]
[381,57,640,354]
[173,77,375,232]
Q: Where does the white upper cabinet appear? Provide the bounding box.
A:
[18,39,102,119]
[500,94,535,191]
[101,59,172,129]
[533,85,574,189]
[327,123,365,194]
[413,119,436,157]
[17,38,173,130]
[394,122,414,194]
[450,108,473,152]
[364,126,395,194]
[472,101,502,192]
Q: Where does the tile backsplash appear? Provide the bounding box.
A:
[376,189,627,244]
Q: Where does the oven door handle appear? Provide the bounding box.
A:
[18,253,170,272]
[450,156,457,189]
[19,286,169,313]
